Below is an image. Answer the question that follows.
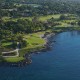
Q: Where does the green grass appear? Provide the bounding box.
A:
[2,42,12,47]
[19,31,46,56]
[2,14,77,23]
[2,17,33,22]
[26,32,45,46]
[4,57,24,62]
[2,14,61,22]
[39,14,61,21]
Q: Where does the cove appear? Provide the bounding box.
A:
[0,31,80,80]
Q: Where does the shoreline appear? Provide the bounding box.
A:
[0,27,74,67]
[0,31,55,67]
[0,29,77,67]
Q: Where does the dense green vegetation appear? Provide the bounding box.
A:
[0,0,80,62]
[0,0,80,17]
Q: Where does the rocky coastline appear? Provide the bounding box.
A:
[0,32,56,67]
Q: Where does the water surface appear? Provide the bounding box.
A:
[0,31,80,80]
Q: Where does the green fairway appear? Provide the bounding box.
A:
[2,42,12,47]
[39,14,61,21]
[2,14,61,22]
[4,57,24,62]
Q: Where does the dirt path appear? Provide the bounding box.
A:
[2,49,19,57]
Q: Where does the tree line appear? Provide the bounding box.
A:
[0,0,80,17]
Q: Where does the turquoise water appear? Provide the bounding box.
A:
[0,31,80,80]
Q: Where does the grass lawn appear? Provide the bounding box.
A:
[39,14,61,21]
[2,42,12,47]
[2,14,61,22]
[2,17,33,22]
[19,31,47,57]
[4,57,24,62]
[2,14,77,23]
[25,32,45,45]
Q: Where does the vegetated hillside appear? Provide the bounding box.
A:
[0,0,80,17]
[1,0,80,4]
[17,0,80,3]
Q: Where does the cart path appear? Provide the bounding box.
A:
[2,49,19,57]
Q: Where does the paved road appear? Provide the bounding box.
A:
[2,49,19,57]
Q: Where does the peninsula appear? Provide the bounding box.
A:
[0,0,80,63]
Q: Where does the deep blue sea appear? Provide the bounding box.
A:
[1,31,80,80]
